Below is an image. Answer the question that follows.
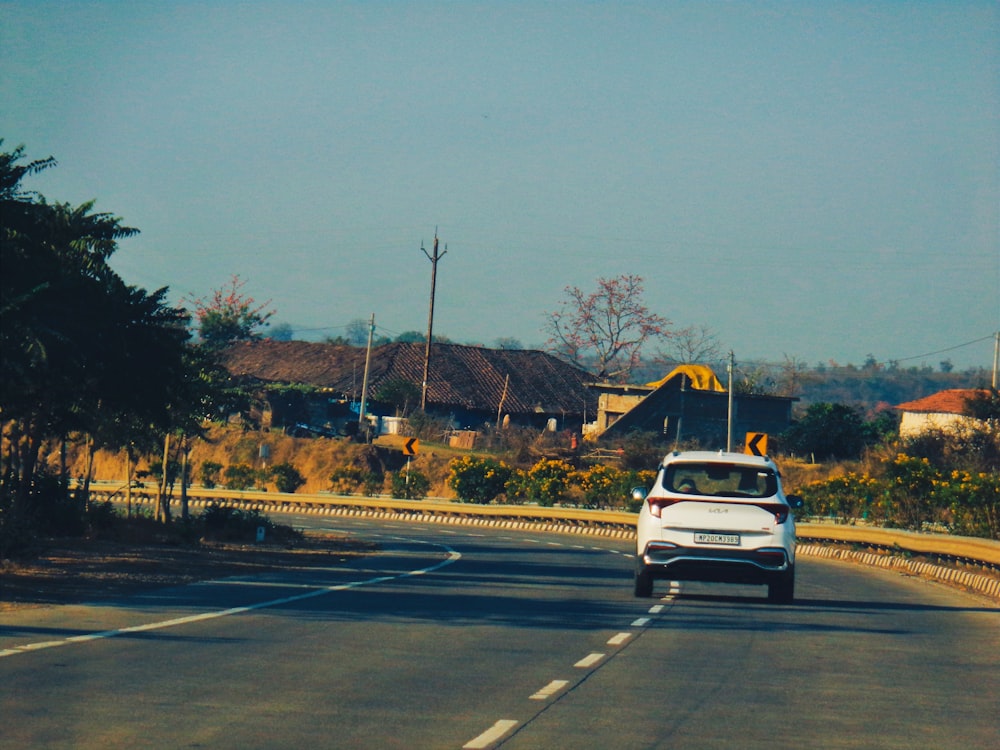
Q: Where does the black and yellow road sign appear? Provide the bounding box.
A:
[745,432,768,457]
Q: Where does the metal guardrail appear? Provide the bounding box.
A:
[796,522,1000,568]
[90,484,1000,598]
[88,485,637,537]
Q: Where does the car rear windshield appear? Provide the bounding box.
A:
[662,462,779,499]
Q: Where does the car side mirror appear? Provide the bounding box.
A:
[631,486,648,502]
[786,494,804,509]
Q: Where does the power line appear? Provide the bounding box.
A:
[713,333,998,371]
[890,334,997,364]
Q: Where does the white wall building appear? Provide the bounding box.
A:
[895,389,989,438]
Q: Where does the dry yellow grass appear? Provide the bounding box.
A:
[42,427,846,500]
[46,426,459,498]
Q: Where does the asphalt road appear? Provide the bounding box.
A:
[2,515,998,749]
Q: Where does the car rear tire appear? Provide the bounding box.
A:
[767,567,794,604]
[634,567,654,598]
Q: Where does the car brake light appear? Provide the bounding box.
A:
[757,503,790,524]
[648,498,681,518]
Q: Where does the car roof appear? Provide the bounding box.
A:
[659,450,775,469]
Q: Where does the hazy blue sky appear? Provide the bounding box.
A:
[3,1,997,371]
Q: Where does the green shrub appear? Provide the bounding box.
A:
[20,471,86,537]
[271,462,305,493]
[86,500,121,533]
[200,461,223,489]
[390,469,430,500]
[199,503,302,544]
[798,472,884,521]
[796,450,1000,539]
[503,468,528,504]
[447,455,512,504]
[618,432,666,471]
[149,457,188,488]
[361,471,385,497]
[330,466,365,495]
[522,458,574,507]
[576,464,656,510]
[884,453,939,529]
[223,463,258,490]
[943,469,1000,539]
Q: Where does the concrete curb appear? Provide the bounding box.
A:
[796,543,1000,601]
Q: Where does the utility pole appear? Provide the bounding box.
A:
[726,351,735,452]
[993,331,999,390]
[421,231,446,410]
[359,313,375,428]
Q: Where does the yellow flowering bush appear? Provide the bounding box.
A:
[575,464,656,510]
[798,452,999,538]
[938,470,1000,539]
[447,455,512,504]
[884,453,941,529]
[799,472,885,521]
[520,458,574,507]
[575,464,621,508]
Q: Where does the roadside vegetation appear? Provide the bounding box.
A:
[2,141,998,568]
[48,400,999,542]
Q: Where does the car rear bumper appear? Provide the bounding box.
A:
[640,542,792,584]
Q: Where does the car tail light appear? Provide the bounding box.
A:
[757,503,790,524]
[648,498,682,518]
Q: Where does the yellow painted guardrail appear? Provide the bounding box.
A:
[796,523,1000,568]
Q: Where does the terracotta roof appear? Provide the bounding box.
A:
[895,389,990,415]
[219,339,597,416]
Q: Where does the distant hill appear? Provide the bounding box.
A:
[793,365,993,413]
[629,359,994,415]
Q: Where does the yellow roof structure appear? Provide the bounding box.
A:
[646,364,725,392]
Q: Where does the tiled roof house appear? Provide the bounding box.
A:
[895,389,990,437]
[219,339,598,432]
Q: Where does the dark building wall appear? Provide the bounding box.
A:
[596,384,795,451]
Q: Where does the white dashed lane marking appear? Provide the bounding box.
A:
[1,544,462,659]
[463,719,519,749]
[574,652,605,668]
[530,680,570,701]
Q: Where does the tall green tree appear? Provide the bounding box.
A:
[1,142,193,530]
[780,402,874,461]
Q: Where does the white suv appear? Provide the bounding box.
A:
[633,451,802,603]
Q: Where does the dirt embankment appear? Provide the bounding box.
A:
[43,425,460,498]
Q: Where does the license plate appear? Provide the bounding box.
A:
[694,532,740,545]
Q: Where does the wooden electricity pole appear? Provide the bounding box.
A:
[421,231,446,410]
[359,313,375,427]
[993,330,999,390]
[726,350,735,452]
